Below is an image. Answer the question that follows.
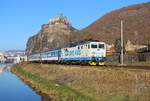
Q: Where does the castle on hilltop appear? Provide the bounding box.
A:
[48,14,71,26]
[26,14,77,54]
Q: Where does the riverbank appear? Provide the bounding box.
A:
[0,63,42,101]
[11,64,96,101]
[11,63,150,101]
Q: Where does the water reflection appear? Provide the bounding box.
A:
[0,64,11,73]
[0,64,52,101]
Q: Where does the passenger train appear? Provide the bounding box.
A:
[28,40,106,65]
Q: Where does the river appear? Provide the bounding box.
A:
[0,63,51,101]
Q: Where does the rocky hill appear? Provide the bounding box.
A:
[26,14,77,54]
[26,2,150,54]
[82,2,150,44]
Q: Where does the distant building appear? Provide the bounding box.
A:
[4,50,27,63]
[20,55,27,62]
[135,44,150,62]
[48,14,70,26]
[125,40,147,52]
[0,52,5,63]
[106,44,115,56]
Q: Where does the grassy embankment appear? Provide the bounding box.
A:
[11,64,97,101]
[11,63,150,101]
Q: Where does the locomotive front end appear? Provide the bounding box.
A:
[88,42,106,66]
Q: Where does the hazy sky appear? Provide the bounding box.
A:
[0,0,149,51]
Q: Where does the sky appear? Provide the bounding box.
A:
[0,0,149,51]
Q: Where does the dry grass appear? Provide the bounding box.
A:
[19,63,150,101]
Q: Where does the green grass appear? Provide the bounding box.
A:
[11,63,150,101]
[11,64,97,101]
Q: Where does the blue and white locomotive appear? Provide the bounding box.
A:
[28,40,106,65]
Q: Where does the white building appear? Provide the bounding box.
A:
[125,40,147,52]
[4,50,27,63]
[0,52,5,63]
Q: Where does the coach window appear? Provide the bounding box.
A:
[50,52,53,57]
[91,44,97,48]
[48,53,51,57]
[81,46,83,49]
[78,46,80,50]
[52,52,55,56]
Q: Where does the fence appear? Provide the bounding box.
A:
[107,52,150,64]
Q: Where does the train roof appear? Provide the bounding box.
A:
[29,39,105,55]
[29,51,41,55]
[42,48,61,52]
[64,39,105,48]
[29,48,61,55]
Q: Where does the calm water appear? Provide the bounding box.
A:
[0,63,51,101]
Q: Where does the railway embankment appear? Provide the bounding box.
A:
[11,63,150,101]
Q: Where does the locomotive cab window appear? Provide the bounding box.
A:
[99,44,104,49]
[91,44,97,48]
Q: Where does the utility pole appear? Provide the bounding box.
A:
[40,42,42,64]
[120,20,124,65]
